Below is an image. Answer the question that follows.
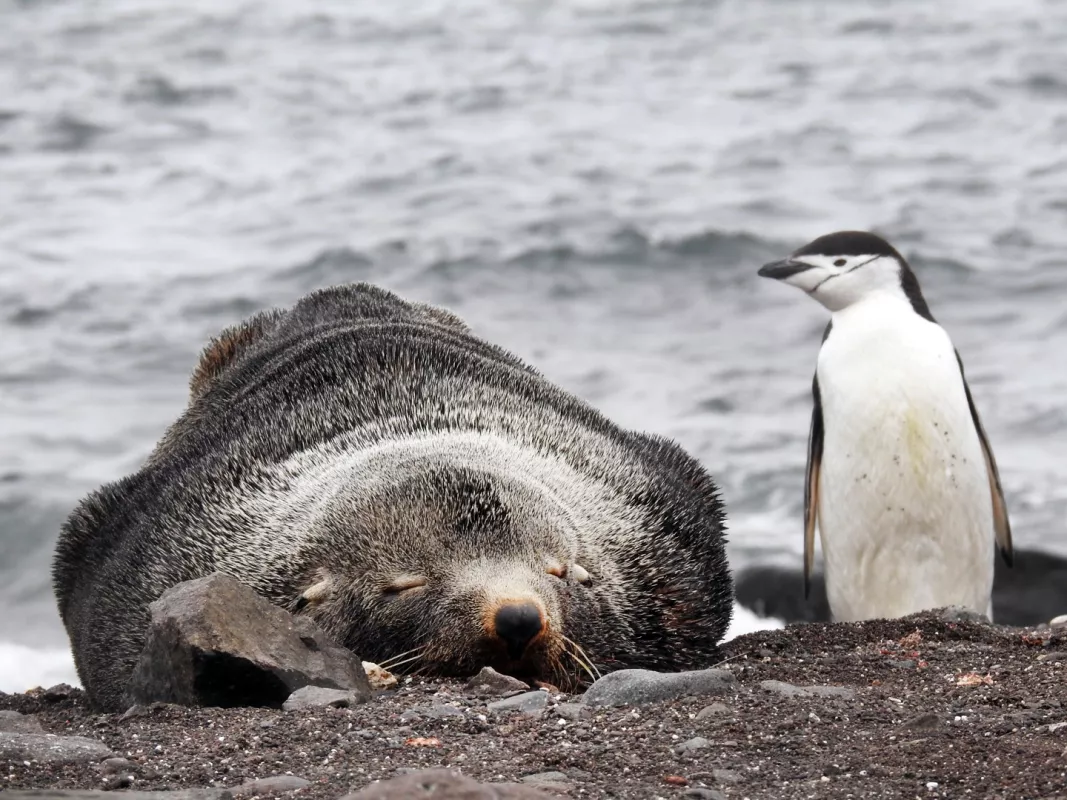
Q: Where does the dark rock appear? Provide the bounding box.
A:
[0,710,44,733]
[338,767,551,798]
[487,690,548,716]
[232,775,310,796]
[127,573,371,709]
[463,667,530,695]
[0,732,113,765]
[102,776,134,791]
[282,685,364,711]
[900,713,941,730]
[734,548,1067,627]
[38,684,77,703]
[581,668,736,707]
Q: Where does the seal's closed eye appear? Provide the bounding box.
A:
[292,576,332,613]
[382,575,428,596]
[571,563,592,586]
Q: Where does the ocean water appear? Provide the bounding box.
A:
[2,0,1066,692]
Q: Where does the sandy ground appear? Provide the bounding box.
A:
[3,610,1066,799]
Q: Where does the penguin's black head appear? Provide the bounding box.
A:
[758,230,932,319]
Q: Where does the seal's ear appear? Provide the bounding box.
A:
[189,310,282,401]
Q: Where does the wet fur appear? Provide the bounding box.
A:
[53,283,733,711]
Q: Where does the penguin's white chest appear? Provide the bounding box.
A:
[816,303,994,621]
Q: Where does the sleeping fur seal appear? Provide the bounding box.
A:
[53,283,733,711]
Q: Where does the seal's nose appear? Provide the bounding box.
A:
[493,602,544,659]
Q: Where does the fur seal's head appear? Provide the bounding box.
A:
[285,459,602,688]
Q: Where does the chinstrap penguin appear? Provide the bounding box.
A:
[757,230,1012,622]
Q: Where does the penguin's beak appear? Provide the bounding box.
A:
[758,258,814,280]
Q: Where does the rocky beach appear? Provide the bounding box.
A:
[4,610,1066,800]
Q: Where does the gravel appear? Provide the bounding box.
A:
[3,610,1066,799]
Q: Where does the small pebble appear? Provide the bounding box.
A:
[554,703,586,721]
[464,666,530,695]
[760,680,810,698]
[695,702,731,720]
[487,690,548,716]
[521,771,569,784]
[674,736,712,755]
[234,775,311,796]
[685,789,726,800]
[1037,652,1067,663]
[99,757,136,775]
[363,661,398,690]
[282,685,361,711]
[712,769,741,784]
[101,775,134,790]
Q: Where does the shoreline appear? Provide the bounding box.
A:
[3,610,1065,799]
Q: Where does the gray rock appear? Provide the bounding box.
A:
[463,667,530,695]
[487,690,549,716]
[282,685,363,711]
[400,704,464,723]
[712,769,741,784]
[581,668,736,708]
[684,789,726,800]
[4,793,231,800]
[553,703,586,720]
[520,771,569,784]
[674,736,712,755]
[1036,651,1067,663]
[233,775,310,796]
[0,710,44,733]
[938,606,990,624]
[807,685,857,700]
[0,732,113,765]
[760,680,810,698]
[127,573,371,709]
[338,767,551,798]
[695,702,732,720]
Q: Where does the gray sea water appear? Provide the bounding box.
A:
[2,0,1066,691]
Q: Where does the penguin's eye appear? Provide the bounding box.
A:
[833,258,847,267]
